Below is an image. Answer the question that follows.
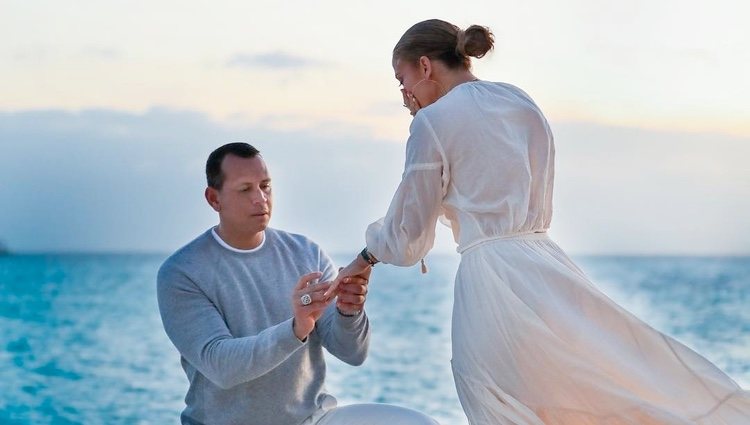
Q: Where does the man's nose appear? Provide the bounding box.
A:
[250,188,268,204]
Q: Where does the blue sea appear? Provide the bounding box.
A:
[1,253,749,424]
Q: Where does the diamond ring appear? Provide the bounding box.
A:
[300,293,312,306]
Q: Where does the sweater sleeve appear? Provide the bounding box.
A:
[366,113,447,266]
[314,246,370,365]
[156,262,305,390]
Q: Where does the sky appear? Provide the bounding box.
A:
[1,0,748,255]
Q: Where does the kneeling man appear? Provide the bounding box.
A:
[157,142,439,425]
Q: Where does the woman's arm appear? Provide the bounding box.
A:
[326,113,447,297]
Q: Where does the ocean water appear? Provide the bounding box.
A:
[1,253,749,424]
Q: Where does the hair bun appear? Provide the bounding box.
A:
[456,25,494,59]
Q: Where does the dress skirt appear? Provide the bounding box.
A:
[450,232,750,425]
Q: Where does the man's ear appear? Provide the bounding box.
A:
[205,187,221,212]
[418,55,432,79]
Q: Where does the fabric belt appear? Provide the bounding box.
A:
[458,230,550,255]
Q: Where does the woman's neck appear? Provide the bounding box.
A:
[440,70,479,93]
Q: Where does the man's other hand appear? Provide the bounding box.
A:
[335,267,371,316]
[292,271,333,341]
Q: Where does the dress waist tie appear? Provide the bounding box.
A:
[459,230,549,255]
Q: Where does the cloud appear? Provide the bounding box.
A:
[364,101,408,117]
[12,45,121,63]
[550,121,750,254]
[82,46,120,60]
[0,108,403,254]
[226,51,326,70]
[13,45,51,63]
[0,108,748,255]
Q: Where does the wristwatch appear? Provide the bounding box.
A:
[359,247,379,266]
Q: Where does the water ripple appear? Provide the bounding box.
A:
[1,254,748,424]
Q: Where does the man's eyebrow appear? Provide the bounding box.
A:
[235,178,271,186]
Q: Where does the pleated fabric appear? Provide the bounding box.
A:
[450,233,750,425]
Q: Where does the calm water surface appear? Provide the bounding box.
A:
[1,253,748,424]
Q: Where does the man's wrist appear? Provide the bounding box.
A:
[292,318,309,342]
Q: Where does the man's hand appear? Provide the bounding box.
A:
[336,266,371,316]
[292,271,334,341]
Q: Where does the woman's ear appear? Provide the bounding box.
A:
[418,55,433,78]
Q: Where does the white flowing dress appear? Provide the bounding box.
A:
[365,81,750,424]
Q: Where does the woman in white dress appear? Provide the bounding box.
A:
[327,19,750,424]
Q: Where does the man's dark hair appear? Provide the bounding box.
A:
[206,142,261,190]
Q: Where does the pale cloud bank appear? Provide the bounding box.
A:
[81,46,120,60]
[0,108,747,255]
[226,51,327,70]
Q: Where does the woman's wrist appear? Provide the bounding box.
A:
[359,247,379,266]
[355,254,371,269]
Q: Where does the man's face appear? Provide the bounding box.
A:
[211,154,272,234]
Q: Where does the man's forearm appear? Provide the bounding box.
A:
[318,308,370,366]
[182,318,305,389]
[158,271,306,390]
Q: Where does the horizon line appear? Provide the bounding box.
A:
[2,250,749,259]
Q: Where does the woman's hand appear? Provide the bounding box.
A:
[323,255,371,300]
[401,88,421,116]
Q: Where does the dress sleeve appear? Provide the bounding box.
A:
[366,113,448,266]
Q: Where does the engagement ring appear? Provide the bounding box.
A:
[300,293,312,306]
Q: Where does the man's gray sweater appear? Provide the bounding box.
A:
[157,228,370,425]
